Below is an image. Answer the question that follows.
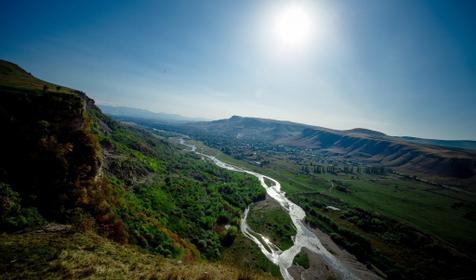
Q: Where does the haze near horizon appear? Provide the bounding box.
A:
[1,0,475,140]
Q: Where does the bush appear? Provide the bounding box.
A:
[220,225,238,247]
[0,182,20,219]
[0,183,45,231]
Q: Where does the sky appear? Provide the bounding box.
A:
[1,0,476,140]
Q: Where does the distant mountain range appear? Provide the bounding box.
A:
[99,105,205,123]
[400,136,476,151]
[106,106,476,152]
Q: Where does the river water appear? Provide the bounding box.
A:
[179,139,357,280]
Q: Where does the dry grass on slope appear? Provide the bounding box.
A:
[0,59,75,94]
[0,227,277,280]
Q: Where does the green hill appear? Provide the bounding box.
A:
[0,60,276,279]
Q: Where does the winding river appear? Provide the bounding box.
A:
[179,139,357,280]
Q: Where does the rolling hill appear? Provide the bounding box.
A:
[161,115,476,189]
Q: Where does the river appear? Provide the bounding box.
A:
[179,138,357,280]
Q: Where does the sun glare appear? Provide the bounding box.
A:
[269,3,315,53]
[259,1,338,60]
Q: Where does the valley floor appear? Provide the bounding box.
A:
[174,136,476,279]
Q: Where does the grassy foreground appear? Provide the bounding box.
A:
[0,227,278,280]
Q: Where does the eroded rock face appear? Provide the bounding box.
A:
[0,88,102,221]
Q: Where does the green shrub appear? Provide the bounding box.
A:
[0,183,45,231]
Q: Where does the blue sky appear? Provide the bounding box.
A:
[1,0,475,140]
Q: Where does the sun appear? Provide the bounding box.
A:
[269,3,315,52]
[258,1,336,60]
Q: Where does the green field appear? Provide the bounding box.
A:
[279,170,476,253]
[247,199,296,251]
[244,157,476,254]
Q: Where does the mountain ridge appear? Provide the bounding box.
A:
[400,136,476,151]
[99,105,206,123]
[162,115,476,189]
